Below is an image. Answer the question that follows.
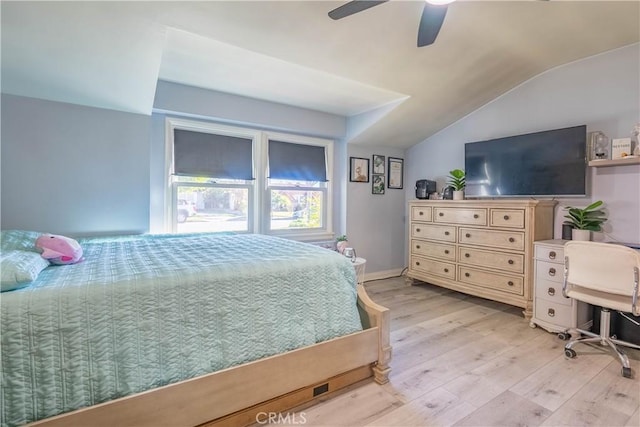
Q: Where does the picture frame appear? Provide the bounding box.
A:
[372,174,385,195]
[372,154,385,175]
[388,157,404,189]
[349,157,370,182]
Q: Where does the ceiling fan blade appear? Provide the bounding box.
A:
[417,2,448,47]
[328,0,388,20]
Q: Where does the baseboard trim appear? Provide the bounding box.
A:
[364,268,403,282]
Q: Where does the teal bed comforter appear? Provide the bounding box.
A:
[0,232,362,427]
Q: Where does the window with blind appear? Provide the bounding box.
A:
[165,118,333,238]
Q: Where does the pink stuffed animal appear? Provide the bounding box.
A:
[35,234,83,265]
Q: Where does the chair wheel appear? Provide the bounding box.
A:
[564,348,577,358]
[622,367,633,379]
[557,332,571,341]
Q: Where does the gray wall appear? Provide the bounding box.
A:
[406,44,640,247]
[1,94,150,235]
[347,145,406,278]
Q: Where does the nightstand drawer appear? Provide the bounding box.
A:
[411,206,433,222]
[412,240,456,261]
[458,267,524,295]
[433,208,487,226]
[411,256,455,279]
[536,260,563,283]
[411,224,456,242]
[459,228,525,251]
[535,278,571,306]
[490,209,525,229]
[458,246,524,274]
[535,245,564,263]
[535,299,572,329]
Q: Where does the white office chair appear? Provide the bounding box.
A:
[562,241,640,379]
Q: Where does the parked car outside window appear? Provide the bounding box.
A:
[177,199,197,223]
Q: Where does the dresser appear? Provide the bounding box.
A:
[531,240,592,335]
[407,199,556,319]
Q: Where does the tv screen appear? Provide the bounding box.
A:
[464,125,587,198]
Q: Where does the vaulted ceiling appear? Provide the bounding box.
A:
[2,1,638,148]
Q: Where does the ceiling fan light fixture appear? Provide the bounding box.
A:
[425,0,455,5]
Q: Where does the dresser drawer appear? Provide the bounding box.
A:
[458,246,524,274]
[535,299,573,329]
[536,260,563,283]
[535,245,564,263]
[458,266,524,295]
[411,256,456,279]
[490,209,525,229]
[433,208,487,226]
[459,228,525,251]
[412,240,456,261]
[535,278,571,306]
[411,224,456,242]
[411,206,433,222]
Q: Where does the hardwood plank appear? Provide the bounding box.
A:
[366,388,477,427]
[453,390,552,426]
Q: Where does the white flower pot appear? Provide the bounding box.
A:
[572,229,591,241]
[453,190,464,200]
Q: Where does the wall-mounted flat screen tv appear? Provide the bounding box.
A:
[464,125,587,198]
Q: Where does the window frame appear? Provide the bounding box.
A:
[164,119,333,240]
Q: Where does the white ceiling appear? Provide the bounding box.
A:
[2,1,639,149]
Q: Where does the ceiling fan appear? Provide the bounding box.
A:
[328,0,454,47]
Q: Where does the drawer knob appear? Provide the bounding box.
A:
[549,251,556,260]
[439,212,444,217]
[504,215,510,220]
[416,245,421,249]
[509,237,515,243]
[465,253,470,258]
[444,268,449,273]
[444,250,450,254]
[473,214,479,219]
[419,211,424,216]
[416,261,420,266]
[416,228,421,232]
[508,281,514,286]
[549,267,556,276]
[548,308,555,317]
[465,272,470,277]
[465,233,471,238]
[445,231,450,236]
[508,259,514,265]
[548,287,555,296]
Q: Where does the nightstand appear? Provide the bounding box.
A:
[351,257,366,286]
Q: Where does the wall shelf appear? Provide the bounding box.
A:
[588,156,640,167]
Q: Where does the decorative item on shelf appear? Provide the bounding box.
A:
[336,235,349,254]
[442,186,454,200]
[589,131,610,161]
[563,200,607,241]
[447,169,465,200]
[343,247,357,262]
[611,138,632,160]
[631,123,640,156]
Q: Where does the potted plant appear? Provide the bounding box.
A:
[563,200,607,241]
[336,235,349,254]
[447,169,465,200]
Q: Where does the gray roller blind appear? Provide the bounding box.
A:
[174,129,253,179]
[268,140,327,181]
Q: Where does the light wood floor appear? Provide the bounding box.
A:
[269,277,640,426]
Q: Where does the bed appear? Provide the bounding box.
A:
[0,231,391,427]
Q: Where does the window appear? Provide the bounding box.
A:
[165,119,333,239]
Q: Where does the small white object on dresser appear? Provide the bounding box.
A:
[530,240,592,337]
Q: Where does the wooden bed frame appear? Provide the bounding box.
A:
[30,285,391,427]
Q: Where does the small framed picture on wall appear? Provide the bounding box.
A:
[372,154,385,174]
[388,157,404,189]
[349,157,370,182]
[372,174,385,195]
